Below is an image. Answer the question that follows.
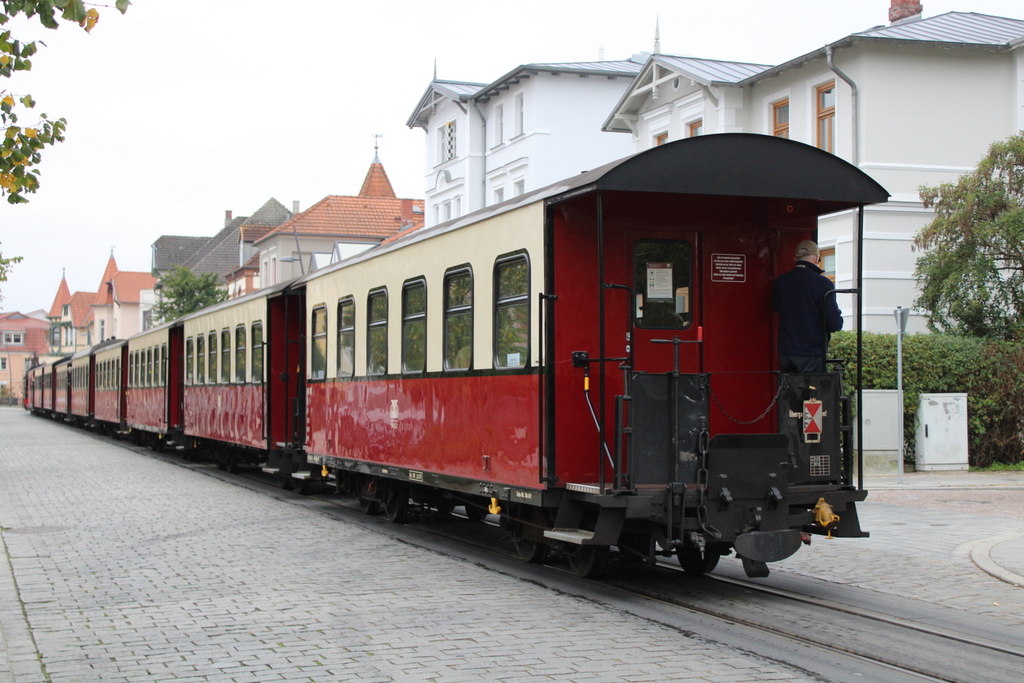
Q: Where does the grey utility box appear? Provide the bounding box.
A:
[915,393,969,471]
[858,390,901,474]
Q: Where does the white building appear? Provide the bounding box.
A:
[604,2,1024,333]
[407,58,643,226]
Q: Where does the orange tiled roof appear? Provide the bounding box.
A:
[110,271,157,304]
[68,292,95,328]
[358,162,397,198]
[257,195,424,244]
[47,277,71,318]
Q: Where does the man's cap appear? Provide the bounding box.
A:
[795,240,819,258]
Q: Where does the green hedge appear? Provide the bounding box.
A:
[830,331,1024,467]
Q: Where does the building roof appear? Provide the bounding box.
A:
[67,291,94,328]
[152,235,210,273]
[47,277,71,319]
[358,161,397,198]
[0,314,50,355]
[738,12,1024,87]
[603,54,771,133]
[92,255,158,306]
[408,58,644,128]
[256,160,424,246]
[152,198,292,282]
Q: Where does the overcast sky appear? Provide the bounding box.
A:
[2,0,1023,315]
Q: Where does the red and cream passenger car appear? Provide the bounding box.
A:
[93,338,128,433]
[125,323,176,447]
[69,348,92,423]
[53,357,70,418]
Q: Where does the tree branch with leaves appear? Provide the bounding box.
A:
[153,267,227,323]
[914,132,1024,341]
[1,0,129,203]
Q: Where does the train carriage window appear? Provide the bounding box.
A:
[235,325,246,383]
[196,335,206,384]
[337,299,355,378]
[186,337,194,385]
[146,348,153,387]
[208,332,218,384]
[494,255,530,369]
[161,344,167,387]
[402,280,426,374]
[251,323,263,383]
[221,329,231,383]
[634,241,692,329]
[367,289,388,376]
[311,307,328,380]
[444,268,473,370]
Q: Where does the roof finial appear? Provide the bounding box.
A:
[372,133,383,163]
[653,16,661,55]
[433,59,437,80]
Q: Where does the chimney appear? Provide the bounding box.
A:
[889,0,922,24]
[225,210,233,226]
[292,200,300,214]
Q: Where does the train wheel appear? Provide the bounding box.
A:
[292,477,309,496]
[514,537,548,564]
[565,545,608,579]
[677,548,720,576]
[384,486,409,523]
[358,478,382,515]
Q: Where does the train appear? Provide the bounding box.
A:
[26,134,888,579]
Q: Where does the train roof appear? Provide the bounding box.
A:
[300,134,889,284]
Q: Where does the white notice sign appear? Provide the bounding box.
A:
[711,254,746,282]
[647,263,673,300]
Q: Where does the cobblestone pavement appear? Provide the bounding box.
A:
[762,479,1024,627]
[0,409,819,683]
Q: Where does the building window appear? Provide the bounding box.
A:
[99,320,105,342]
[689,120,703,137]
[443,201,452,222]
[820,247,836,283]
[367,289,388,376]
[817,81,835,153]
[494,254,529,369]
[439,119,457,163]
[337,298,355,378]
[1,358,6,371]
[402,280,426,374]
[514,93,524,137]
[773,99,790,138]
[493,188,504,204]
[654,132,668,146]
[221,329,231,383]
[235,326,246,383]
[444,267,473,370]
[310,307,327,380]
[142,309,152,331]
[186,338,194,384]
[196,334,206,384]
[2,332,21,344]
[51,327,60,346]
[251,322,263,383]
[494,104,504,146]
[513,180,525,197]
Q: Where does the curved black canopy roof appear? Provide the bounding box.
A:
[552,133,890,209]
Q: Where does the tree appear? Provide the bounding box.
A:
[153,267,227,322]
[0,241,22,305]
[1,0,130,203]
[914,132,1024,340]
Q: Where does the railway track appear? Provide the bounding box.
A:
[115,436,1024,683]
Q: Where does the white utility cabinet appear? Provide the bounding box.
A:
[915,393,969,471]
[858,390,901,473]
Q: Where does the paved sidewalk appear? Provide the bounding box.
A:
[0,408,819,683]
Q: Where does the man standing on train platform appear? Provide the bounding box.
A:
[772,240,842,374]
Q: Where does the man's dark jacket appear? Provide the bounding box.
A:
[772,261,843,357]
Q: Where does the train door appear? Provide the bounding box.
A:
[168,326,184,432]
[266,288,307,456]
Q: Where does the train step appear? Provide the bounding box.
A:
[261,467,280,475]
[291,472,312,480]
[543,528,595,544]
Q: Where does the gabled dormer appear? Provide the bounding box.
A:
[603,54,769,149]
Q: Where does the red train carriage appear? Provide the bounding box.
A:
[26,364,45,414]
[53,357,71,418]
[69,348,93,424]
[180,282,306,475]
[93,339,128,434]
[302,134,888,578]
[125,323,177,449]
